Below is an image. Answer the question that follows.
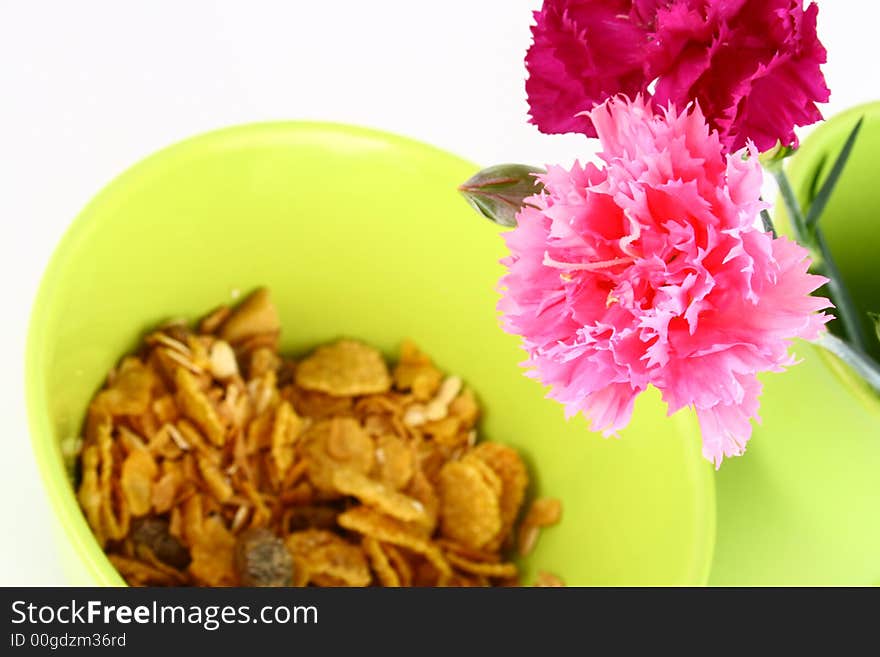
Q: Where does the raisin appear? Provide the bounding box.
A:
[131,518,191,569]
[234,528,293,587]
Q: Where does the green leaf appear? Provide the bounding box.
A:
[870,312,880,344]
[458,164,545,227]
[760,209,777,237]
[805,151,829,205]
[804,117,864,231]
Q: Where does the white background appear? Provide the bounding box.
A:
[0,0,877,585]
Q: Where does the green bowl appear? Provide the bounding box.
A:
[26,123,715,586]
[711,102,880,585]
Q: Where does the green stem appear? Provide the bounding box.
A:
[771,167,869,353]
[816,333,880,396]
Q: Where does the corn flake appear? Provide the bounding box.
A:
[332,469,428,524]
[109,554,182,587]
[189,515,237,586]
[288,387,354,419]
[375,433,414,490]
[392,340,443,401]
[120,448,158,517]
[196,454,233,503]
[337,506,450,578]
[270,401,303,478]
[381,543,413,587]
[446,552,518,579]
[471,442,528,547]
[152,465,183,514]
[218,288,281,345]
[286,529,371,587]
[175,368,227,446]
[77,444,104,545]
[438,459,501,550]
[518,497,562,557]
[303,417,374,492]
[296,339,391,397]
[93,357,156,417]
[363,536,400,587]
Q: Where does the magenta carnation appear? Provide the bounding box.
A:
[525,0,830,152]
[498,96,830,466]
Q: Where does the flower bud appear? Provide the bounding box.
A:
[758,141,797,171]
[458,164,545,227]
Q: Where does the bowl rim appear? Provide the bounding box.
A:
[25,120,716,586]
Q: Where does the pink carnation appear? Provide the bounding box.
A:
[525,0,830,152]
[498,96,830,466]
